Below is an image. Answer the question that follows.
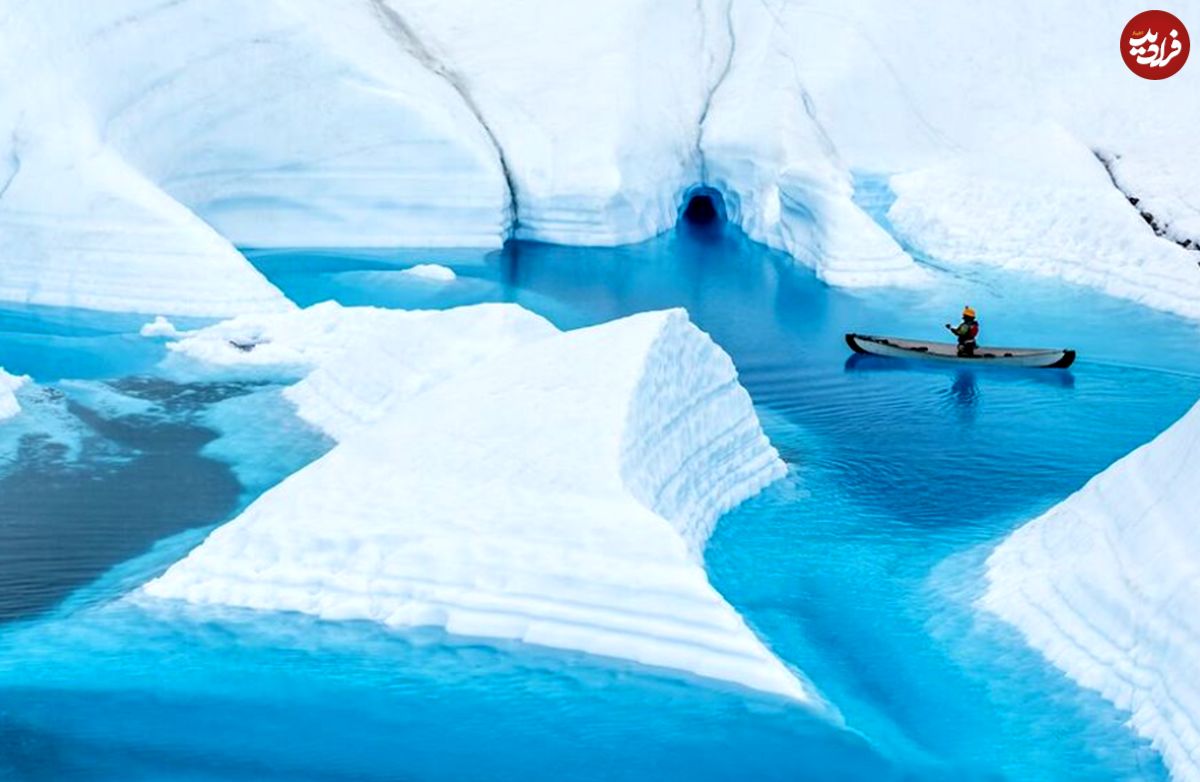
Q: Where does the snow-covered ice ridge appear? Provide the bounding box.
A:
[146,303,806,701]
[981,400,1200,781]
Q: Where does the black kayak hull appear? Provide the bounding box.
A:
[845,333,1075,369]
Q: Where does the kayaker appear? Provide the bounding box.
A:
[945,306,979,357]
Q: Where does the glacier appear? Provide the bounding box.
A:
[144,303,805,701]
[981,400,1200,781]
[3,1,1200,313]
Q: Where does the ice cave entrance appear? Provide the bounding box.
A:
[680,186,726,226]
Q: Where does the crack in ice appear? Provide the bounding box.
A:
[368,0,519,235]
[695,0,735,184]
[1094,148,1199,253]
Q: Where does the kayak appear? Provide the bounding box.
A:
[845,333,1076,369]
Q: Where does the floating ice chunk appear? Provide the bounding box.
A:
[140,316,185,338]
[399,264,457,282]
[0,368,29,421]
[981,399,1200,781]
[145,306,805,701]
[164,302,558,441]
[888,123,1200,319]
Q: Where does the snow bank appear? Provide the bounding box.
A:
[399,264,457,282]
[981,400,1200,781]
[0,140,292,317]
[777,2,1200,175]
[716,1,1200,292]
[145,305,803,700]
[888,124,1200,319]
[0,369,29,421]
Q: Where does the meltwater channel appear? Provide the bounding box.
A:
[3,218,1200,780]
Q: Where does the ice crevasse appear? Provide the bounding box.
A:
[145,303,810,702]
[981,399,1200,781]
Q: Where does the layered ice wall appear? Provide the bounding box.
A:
[698,0,923,287]
[145,305,802,700]
[981,401,1200,781]
[379,0,723,246]
[0,0,507,315]
[379,0,919,284]
[4,0,1199,311]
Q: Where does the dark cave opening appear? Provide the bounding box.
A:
[679,186,727,227]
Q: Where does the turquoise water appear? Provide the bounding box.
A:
[3,220,1199,780]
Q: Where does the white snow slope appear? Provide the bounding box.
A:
[0,0,506,315]
[888,123,1200,319]
[981,400,1200,781]
[146,303,803,700]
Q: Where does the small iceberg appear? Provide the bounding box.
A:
[0,367,30,421]
[145,304,808,701]
[140,315,184,338]
[399,263,457,282]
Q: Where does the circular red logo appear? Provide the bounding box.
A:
[1122,10,1190,79]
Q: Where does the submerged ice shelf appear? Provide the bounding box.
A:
[144,303,805,701]
[982,399,1200,781]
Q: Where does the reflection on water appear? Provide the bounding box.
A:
[949,370,979,411]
